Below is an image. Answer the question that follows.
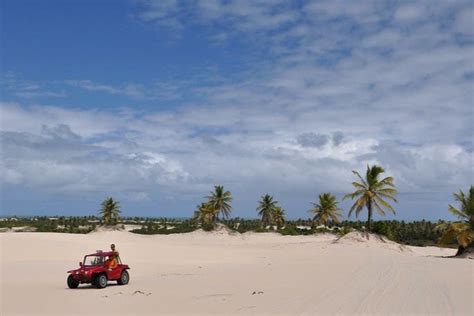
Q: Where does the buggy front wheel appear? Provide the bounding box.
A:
[94,274,108,289]
[67,275,79,289]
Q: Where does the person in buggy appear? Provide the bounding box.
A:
[105,243,120,270]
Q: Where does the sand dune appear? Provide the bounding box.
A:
[334,231,413,254]
[1,231,473,315]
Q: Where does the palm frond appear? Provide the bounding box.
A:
[352,170,368,187]
[376,191,398,202]
[457,231,474,248]
[351,182,368,190]
[376,188,398,195]
[438,227,458,245]
[348,200,364,218]
[374,196,396,214]
[374,176,395,188]
[343,189,366,200]
[448,205,469,220]
[372,199,386,216]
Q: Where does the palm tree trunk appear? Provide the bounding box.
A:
[455,245,465,256]
[455,242,474,257]
[367,200,372,232]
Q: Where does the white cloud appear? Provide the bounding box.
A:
[61,78,209,100]
[394,4,424,22]
[64,80,121,94]
[1,72,67,99]
[1,100,471,200]
[454,8,474,36]
[0,102,127,137]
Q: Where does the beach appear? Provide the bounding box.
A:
[1,230,473,315]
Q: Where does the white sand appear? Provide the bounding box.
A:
[1,230,473,315]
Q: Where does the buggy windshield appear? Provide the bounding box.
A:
[83,255,106,266]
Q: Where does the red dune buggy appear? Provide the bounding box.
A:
[67,251,130,289]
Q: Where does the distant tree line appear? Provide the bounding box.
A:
[0,215,451,246]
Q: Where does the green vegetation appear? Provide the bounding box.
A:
[0,215,455,247]
[344,165,397,232]
[191,185,233,229]
[310,193,341,227]
[192,202,216,228]
[206,185,233,220]
[256,194,287,230]
[436,186,474,256]
[99,197,121,225]
[130,218,195,234]
[0,216,99,234]
[273,207,286,230]
[257,194,278,228]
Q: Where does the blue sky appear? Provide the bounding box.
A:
[0,0,473,220]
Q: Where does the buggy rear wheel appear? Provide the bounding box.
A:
[117,270,129,285]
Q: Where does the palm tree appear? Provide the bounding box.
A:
[206,185,233,220]
[192,202,217,225]
[272,207,286,230]
[310,193,342,227]
[437,186,474,256]
[257,194,278,228]
[99,197,121,225]
[343,165,397,232]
